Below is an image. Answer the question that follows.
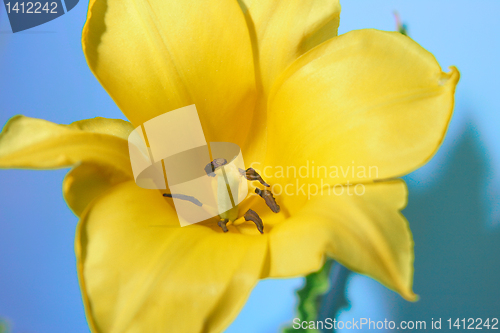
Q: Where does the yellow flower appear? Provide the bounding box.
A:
[0,0,459,332]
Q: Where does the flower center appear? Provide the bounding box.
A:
[208,159,280,234]
[163,159,280,234]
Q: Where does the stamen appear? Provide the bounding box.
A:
[239,167,270,187]
[205,158,228,177]
[164,159,280,234]
[244,209,264,234]
[163,193,203,207]
[255,188,280,213]
[218,218,229,233]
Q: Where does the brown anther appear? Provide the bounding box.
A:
[239,168,270,187]
[255,188,280,213]
[205,158,228,177]
[244,209,264,234]
[218,218,229,233]
[163,193,203,207]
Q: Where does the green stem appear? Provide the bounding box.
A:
[282,260,351,333]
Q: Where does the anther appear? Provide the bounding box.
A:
[255,188,280,213]
[218,218,229,233]
[239,168,270,187]
[205,158,228,177]
[163,193,203,207]
[244,209,264,234]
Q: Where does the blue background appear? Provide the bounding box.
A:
[0,1,499,332]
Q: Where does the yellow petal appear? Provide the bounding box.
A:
[238,0,341,94]
[63,163,131,217]
[67,117,134,141]
[268,180,416,301]
[0,116,132,172]
[83,0,257,148]
[236,0,341,162]
[0,116,134,215]
[266,30,459,186]
[76,181,268,333]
